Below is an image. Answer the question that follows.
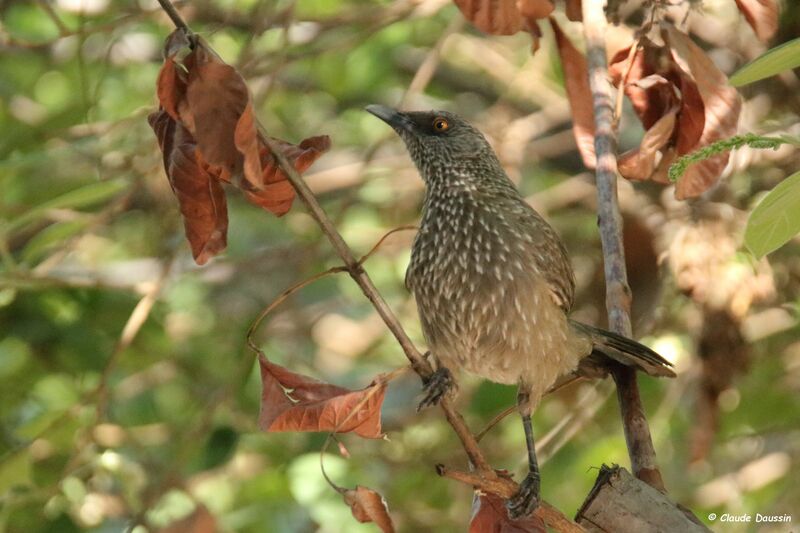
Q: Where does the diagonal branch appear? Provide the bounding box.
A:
[581,0,665,491]
[152,2,583,530]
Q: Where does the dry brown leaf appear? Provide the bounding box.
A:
[183,43,263,188]
[528,20,542,54]
[148,110,228,265]
[453,0,552,35]
[664,26,742,199]
[156,58,184,123]
[150,29,330,263]
[608,39,703,145]
[245,136,332,215]
[343,486,396,533]
[454,0,523,35]
[564,0,582,21]
[258,355,386,438]
[607,37,709,187]
[234,102,264,190]
[469,492,546,533]
[734,0,779,42]
[517,0,554,20]
[156,29,191,122]
[618,106,678,181]
[650,146,678,184]
[550,18,596,168]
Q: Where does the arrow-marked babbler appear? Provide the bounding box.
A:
[366,105,675,518]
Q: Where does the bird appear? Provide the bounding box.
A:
[366,104,675,518]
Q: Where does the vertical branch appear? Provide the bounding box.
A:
[581,0,665,491]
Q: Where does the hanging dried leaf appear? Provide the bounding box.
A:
[564,0,582,21]
[618,106,678,181]
[609,42,673,129]
[664,26,742,199]
[453,0,524,35]
[528,20,542,54]
[517,0,554,20]
[156,29,191,122]
[181,43,264,188]
[343,486,396,533]
[734,0,779,42]
[550,18,596,168]
[258,355,386,439]
[453,0,553,35]
[469,492,546,532]
[148,110,228,265]
[245,136,332,215]
[150,29,330,264]
[608,36,711,186]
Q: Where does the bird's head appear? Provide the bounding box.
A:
[366,105,501,185]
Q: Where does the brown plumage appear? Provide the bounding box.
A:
[366,105,674,518]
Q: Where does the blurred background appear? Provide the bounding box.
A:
[1,0,800,531]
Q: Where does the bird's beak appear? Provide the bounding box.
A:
[365,104,413,133]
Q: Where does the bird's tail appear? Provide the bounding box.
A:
[569,320,676,378]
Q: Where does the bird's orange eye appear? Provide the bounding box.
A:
[432,117,449,132]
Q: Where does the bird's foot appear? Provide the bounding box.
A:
[506,471,541,519]
[417,367,456,411]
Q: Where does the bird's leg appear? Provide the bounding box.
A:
[507,385,541,518]
[417,354,456,411]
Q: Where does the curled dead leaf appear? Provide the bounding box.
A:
[564,0,582,21]
[608,32,736,191]
[618,107,678,181]
[343,486,396,533]
[453,0,553,35]
[245,136,332,216]
[517,0,554,20]
[148,110,228,265]
[734,0,779,42]
[550,18,596,168]
[258,355,386,438]
[183,42,264,188]
[150,29,330,263]
[664,25,742,199]
[470,492,546,532]
[454,0,523,35]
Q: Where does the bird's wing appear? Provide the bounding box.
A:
[515,202,576,313]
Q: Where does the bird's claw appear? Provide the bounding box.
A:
[506,471,541,519]
[417,367,456,411]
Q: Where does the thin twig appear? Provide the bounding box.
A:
[95,258,174,419]
[476,405,516,443]
[611,40,640,132]
[155,0,192,36]
[246,266,346,354]
[581,0,665,491]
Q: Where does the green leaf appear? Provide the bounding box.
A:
[21,219,90,265]
[3,179,128,234]
[745,171,800,258]
[730,37,800,87]
[200,426,239,470]
[0,449,33,495]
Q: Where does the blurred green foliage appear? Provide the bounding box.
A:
[1,0,799,532]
